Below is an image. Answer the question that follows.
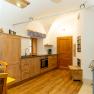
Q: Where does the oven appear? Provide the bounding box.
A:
[40,56,48,68]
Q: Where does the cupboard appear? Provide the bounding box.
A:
[48,55,57,70]
[21,57,40,80]
[0,33,21,82]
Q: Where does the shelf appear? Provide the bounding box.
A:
[44,44,53,47]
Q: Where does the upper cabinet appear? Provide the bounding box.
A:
[0,33,21,64]
[44,44,53,47]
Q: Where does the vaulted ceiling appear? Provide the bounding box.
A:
[0,0,94,25]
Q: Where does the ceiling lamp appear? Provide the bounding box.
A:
[51,0,62,3]
[6,0,30,8]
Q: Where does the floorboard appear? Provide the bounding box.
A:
[8,69,82,94]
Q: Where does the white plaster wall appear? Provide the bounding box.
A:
[12,23,31,56]
[0,23,13,33]
[13,23,29,37]
[21,38,31,56]
[80,9,94,80]
[27,21,46,34]
[36,10,94,81]
[42,13,78,66]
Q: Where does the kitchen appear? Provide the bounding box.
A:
[0,0,94,94]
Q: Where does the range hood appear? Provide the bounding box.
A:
[27,21,46,38]
[27,30,46,38]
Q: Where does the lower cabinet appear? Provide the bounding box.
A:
[21,71,30,80]
[21,57,41,80]
[21,59,30,80]
[29,58,40,77]
[32,57,40,76]
[8,55,58,82]
[48,55,57,70]
[7,62,21,82]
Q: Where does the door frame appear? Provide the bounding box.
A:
[57,36,73,68]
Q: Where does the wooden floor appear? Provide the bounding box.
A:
[8,69,82,94]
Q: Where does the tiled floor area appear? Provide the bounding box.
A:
[78,80,92,94]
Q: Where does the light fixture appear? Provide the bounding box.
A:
[51,0,62,3]
[6,0,30,8]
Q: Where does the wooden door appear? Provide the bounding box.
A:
[57,36,73,69]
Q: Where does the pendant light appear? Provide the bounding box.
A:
[6,0,30,8]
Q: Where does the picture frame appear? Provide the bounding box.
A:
[77,36,81,52]
[73,44,76,57]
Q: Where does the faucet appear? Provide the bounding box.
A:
[25,48,29,56]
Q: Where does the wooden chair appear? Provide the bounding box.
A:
[0,73,8,94]
[0,61,8,94]
[0,61,8,72]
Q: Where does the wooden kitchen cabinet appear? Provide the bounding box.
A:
[32,57,40,76]
[0,34,9,61]
[29,59,35,77]
[48,55,57,70]
[21,59,30,72]
[0,34,21,64]
[20,59,30,80]
[7,62,21,82]
[21,57,41,80]
[0,33,21,83]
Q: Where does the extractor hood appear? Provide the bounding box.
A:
[6,0,30,8]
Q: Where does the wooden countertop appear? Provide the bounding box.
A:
[21,54,57,59]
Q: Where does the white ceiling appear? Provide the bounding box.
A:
[0,0,94,25]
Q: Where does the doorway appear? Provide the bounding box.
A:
[57,36,73,69]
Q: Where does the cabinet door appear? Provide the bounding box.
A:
[48,55,57,69]
[0,34,9,61]
[8,36,21,64]
[34,57,40,75]
[0,34,21,64]
[21,59,30,80]
[7,62,21,82]
[29,58,40,76]
[21,59,30,72]
[29,59,35,77]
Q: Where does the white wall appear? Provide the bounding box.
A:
[31,13,79,66]
[37,13,78,65]
[13,23,32,56]
[21,38,31,56]
[45,13,78,53]
[0,23,13,33]
[78,9,94,80]
[36,9,94,81]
